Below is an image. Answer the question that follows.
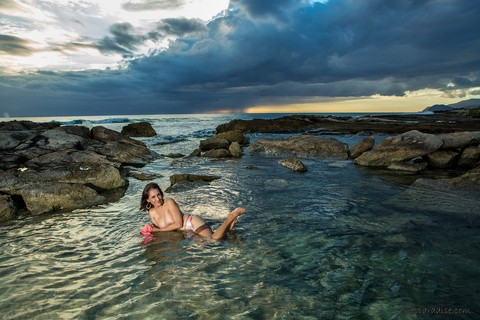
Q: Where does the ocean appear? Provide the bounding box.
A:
[0,113,478,319]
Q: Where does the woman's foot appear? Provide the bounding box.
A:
[228,218,238,231]
[226,207,246,231]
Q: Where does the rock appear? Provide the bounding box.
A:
[189,149,201,157]
[245,165,257,170]
[121,122,157,137]
[215,130,249,145]
[0,120,58,131]
[91,125,127,143]
[20,183,105,215]
[202,149,231,158]
[163,153,185,158]
[229,142,242,158]
[354,130,443,167]
[424,150,459,169]
[387,161,428,173]
[165,173,220,192]
[251,135,349,160]
[58,125,91,139]
[199,137,229,151]
[0,121,157,220]
[278,157,308,172]
[264,179,289,191]
[128,170,162,181]
[88,126,157,166]
[0,194,16,222]
[457,145,480,168]
[349,136,375,159]
[0,131,38,150]
[437,131,480,149]
[216,113,480,134]
[169,173,220,185]
[413,165,480,192]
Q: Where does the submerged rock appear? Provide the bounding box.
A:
[165,173,220,192]
[413,165,480,192]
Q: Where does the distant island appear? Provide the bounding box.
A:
[423,98,480,113]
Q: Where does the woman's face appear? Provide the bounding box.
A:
[147,188,164,207]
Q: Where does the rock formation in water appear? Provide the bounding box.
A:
[0,121,158,222]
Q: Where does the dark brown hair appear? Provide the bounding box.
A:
[140,182,163,211]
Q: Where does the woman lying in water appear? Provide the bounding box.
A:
[140,182,246,240]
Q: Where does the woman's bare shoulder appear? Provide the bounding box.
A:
[164,198,178,206]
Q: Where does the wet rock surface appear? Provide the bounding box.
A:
[0,121,158,220]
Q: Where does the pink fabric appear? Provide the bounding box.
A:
[140,223,155,246]
[140,223,154,235]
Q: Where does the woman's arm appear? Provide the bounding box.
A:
[154,199,184,232]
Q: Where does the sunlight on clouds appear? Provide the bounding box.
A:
[244,89,480,114]
[1,0,229,73]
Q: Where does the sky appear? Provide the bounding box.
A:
[1,0,480,117]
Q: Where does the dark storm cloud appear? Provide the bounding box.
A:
[0,34,33,55]
[123,0,480,104]
[154,18,207,37]
[97,18,206,55]
[230,0,298,21]
[97,23,145,55]
[122,0,185,11]
[2,0,480,116]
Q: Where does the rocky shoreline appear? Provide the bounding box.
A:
[191,110,480,192]
[0,121,157,222]
[1,111,479,222]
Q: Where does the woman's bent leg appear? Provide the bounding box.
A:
[211,208,246,240]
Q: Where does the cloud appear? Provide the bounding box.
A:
[122,0,185,11]
[0,34,34,55]
[0,0,17,9]
[154,18,207,37]
[1,0,480,116]
[97,18,207,55]
[97,23,145,55]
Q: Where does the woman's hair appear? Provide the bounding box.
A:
[140,182,163,211]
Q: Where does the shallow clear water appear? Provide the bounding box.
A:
[1,114,479,319]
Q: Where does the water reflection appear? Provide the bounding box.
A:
[141,231,186,263]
